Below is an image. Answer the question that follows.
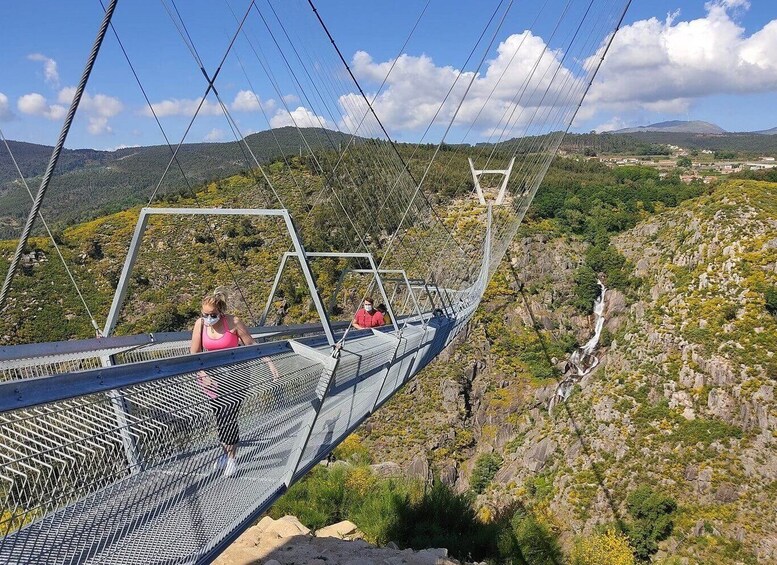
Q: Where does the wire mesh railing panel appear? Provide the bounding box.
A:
[2,353,114,382]
[0,348,326,564]
[294,333,394,473]
[375,329,426,407]
[114,342,192,365]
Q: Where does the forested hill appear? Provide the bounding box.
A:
[5,126,777,240]
[0,127,357,238]
[560,131,777,156]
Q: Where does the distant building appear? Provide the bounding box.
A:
[747,162,777,170]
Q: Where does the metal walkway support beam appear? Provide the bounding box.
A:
[304,251,400,334]
[468,156,516,205]
[104,207,336,346]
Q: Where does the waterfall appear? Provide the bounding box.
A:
[551,279,607,408]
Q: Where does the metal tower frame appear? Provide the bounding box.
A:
[468,156,516,205]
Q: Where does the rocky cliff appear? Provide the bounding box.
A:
[359,180,777,563]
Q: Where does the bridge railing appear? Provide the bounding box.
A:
[0,321,357,383]
[0,208,491,563]
[0,311,473,564]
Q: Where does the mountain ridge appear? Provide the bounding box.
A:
[0,127,361,238]
[611,120,727,134]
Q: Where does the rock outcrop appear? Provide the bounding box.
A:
[214,515,461,565]
[359,180,777,564]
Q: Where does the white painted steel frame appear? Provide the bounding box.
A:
[103,207,336,347]
[467,156,516,205]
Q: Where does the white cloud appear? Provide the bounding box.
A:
[582,2,777,117]
[56,87,123,134]
[231,90,276,113]
[270,106,331,129]
[17,93,67,120]
[204,128,226,142]
[590,116,630,133]
[282,94,299,105]
[0,93,13,121]
[142,97,222,118]
[17,88,122,134]
[340,33,582,139]
[27,53,59,87]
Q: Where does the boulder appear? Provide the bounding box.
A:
[406,454,431,483]
[524,437,557,473]
[440,379,460,409]
[315,520,362,540]
[714,483,739,503]
[370,461,402,478]
[261,515,311,539]
[439,462,458,487]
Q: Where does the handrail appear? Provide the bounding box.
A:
[0,321,351,363]
[0,340,292,413]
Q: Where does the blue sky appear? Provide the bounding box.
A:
[0,0,775,150]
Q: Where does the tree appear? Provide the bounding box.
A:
[765,287,777,316]
[574,265,601,313]
[470,453,503,494]
[626,485,677,561]
[676,156,692,168]
[511,510,563,565]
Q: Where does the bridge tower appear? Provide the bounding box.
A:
[468,156,515,205]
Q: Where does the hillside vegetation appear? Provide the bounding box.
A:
[358,178,777,563]
[0,128,356,239]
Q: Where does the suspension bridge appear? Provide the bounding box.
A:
[0,0,630,562]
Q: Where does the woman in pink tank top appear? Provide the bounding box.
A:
[191,287,254,478]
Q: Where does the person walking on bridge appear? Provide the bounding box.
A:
[191,287,254,477]
[352,296,384,329]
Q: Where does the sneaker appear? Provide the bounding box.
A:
[223,457,237,478]
[212,454,227,471]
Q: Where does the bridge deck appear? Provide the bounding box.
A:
[0,319,457,564]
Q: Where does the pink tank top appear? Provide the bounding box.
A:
[202,317,240,351]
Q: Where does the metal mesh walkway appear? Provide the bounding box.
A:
[0,315,464,564]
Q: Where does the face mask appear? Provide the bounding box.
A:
[364,304,373,312]
[202,314,221,327]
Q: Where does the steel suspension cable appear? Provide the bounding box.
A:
[306,0,468,257]
[0,0,119,313]
[141,0,263,324]
[374,0,515,283]
[0,130,102,335]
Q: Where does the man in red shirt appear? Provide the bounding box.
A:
[353,296,384,329]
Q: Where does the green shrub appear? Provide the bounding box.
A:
[388,482,499,561]
[470,453,503,494]
[765,287,777,316]
[268,465,349,529]
[511,509,563,565]
[669,417,743,446]
[625,485,677,561]
[574,265,601,313]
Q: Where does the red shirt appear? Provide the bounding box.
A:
[354,308,384,328]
